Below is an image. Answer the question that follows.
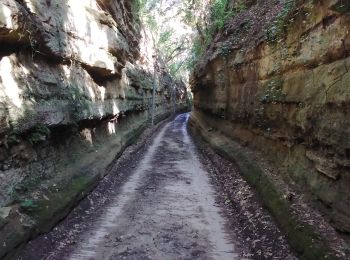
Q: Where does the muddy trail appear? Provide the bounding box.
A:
[14,114,295,260]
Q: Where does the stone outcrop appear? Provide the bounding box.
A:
[191,0,350,235]
[0,0,189,257]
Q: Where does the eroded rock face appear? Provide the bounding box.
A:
[0,0,189,257]
[191,0,350,233]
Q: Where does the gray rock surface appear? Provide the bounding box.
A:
[0,0,189,258]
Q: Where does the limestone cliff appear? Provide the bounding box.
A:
[191,0,350,235]
[0,0,188,257]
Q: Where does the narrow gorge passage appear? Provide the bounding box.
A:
[1,0,349,259]
[16,114,241,260]
[67,114,237,260]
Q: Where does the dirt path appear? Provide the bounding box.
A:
[16,114,237,259]
[15,113,295,260]
[67,113,238,260]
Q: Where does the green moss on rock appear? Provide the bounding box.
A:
[330,1,350,14]
[189,115,341,259]
[260,77,286,103]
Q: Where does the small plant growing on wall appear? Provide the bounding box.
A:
[28,124,51,145]
[19,199,38,212]
[260,77,286,103]
[265,0,296,44]
[67,87,91,121]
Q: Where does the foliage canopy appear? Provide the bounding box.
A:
[134,0,243,80]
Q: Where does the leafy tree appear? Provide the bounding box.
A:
[134,0,243,80]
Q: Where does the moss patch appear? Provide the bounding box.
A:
[189,115,340,259]
[330,1,350,14]
[260,77,286,103]
[29,175,95,229]
[0,110,178,259]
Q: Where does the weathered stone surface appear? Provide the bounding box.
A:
[1,0,133,73]
[305,150,339,180]
[0,0,189,257]
[0,0,23,40]
[191,0,350,234]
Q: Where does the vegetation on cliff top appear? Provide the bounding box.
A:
[133,0,247,82]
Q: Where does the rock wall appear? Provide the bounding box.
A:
[191,0,350,234]
[0,0,188,257]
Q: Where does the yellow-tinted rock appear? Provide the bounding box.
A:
[191,0,350,233]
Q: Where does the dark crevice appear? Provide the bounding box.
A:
[322,15,338,29]
[81,63,123,86]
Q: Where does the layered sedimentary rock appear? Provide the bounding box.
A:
[191,0,350,234]
[0,0,188,257]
